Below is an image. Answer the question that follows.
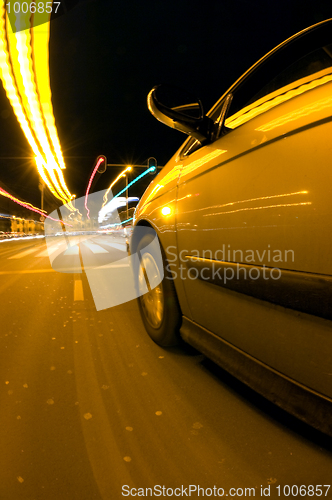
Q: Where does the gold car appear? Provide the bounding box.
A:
[132,19,332,435]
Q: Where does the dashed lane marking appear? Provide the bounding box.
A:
[74,274,84,301]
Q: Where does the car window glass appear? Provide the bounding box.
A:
[223,41,332,129]
[182,23,332,157]
[226,65,332,129]
[243,44,332,108]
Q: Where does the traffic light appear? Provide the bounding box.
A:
[96,155,107,173]
[147,157,157,175]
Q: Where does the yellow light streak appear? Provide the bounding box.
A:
[0,5,41,157]
[32,10,66,171]
[181,190,309,215]
[203,202,311,217]
[0,2,74,207]
[256,95,332,132]
[102,166,132,207]
[10,21,69,201]
[181,149,227,177]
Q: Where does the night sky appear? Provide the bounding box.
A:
[1,0,332,213]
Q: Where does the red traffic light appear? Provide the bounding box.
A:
[96,155,107,173]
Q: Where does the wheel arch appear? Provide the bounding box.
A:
[132,218,192,320]
[131,219,157,256]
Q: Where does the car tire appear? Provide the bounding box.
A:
[135,229,182,346]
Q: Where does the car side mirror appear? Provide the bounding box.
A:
[147,84,214,143]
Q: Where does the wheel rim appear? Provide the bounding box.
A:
[138,252,164,329]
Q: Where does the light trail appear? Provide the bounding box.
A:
[0,2,74,207]
[102,165,132,207]
[85,157,105,219]
[113,166,156,199]
[0,186,71,224]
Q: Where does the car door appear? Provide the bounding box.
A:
[175,28,332,397]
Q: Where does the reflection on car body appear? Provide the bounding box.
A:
[131,19,332,435]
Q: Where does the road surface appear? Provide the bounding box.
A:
[0,236,331,499]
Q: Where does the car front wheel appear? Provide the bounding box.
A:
[136,229,181,346]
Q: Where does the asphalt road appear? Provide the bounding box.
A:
[0,236,331,500]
